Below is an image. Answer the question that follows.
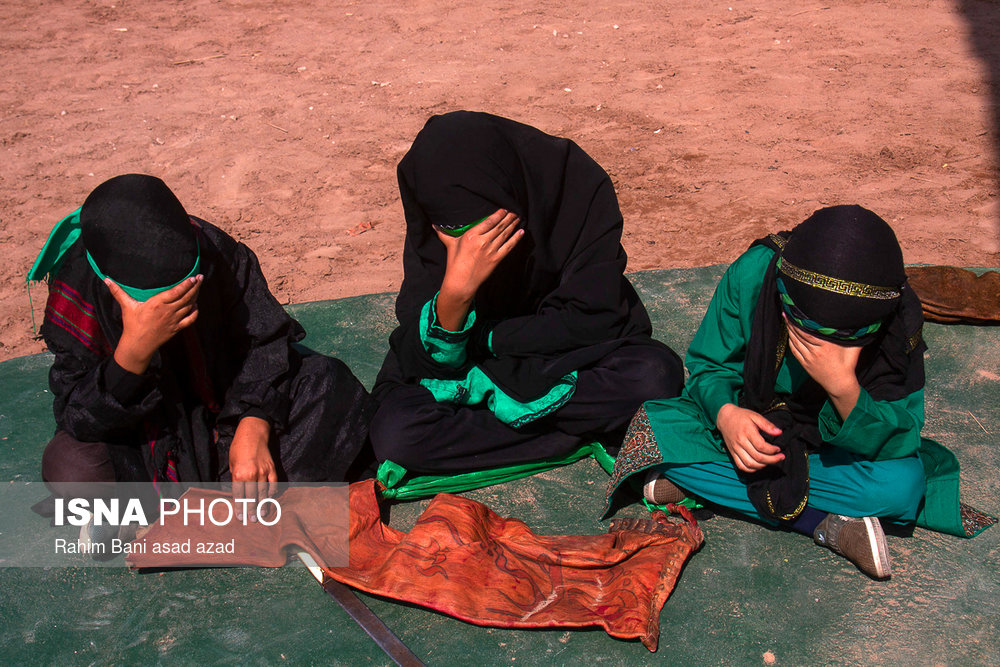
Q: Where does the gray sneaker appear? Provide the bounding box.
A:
[642,470,687,505]
[814,514,892,579]
[78,520,139,562]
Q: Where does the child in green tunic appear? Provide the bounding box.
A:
[605,205,994,579]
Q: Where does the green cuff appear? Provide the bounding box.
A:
[818,389,878,448]
[817,398,846,441]
[418,293,476,368]
[819,389,922,460]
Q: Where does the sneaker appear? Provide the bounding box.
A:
[78,520,139,562]
[813,514,892,579]
[642,470,687,505]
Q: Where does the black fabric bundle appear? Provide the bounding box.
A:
[740,205,926,521]
[375,111,656,402]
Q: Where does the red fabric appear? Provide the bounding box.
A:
[128,480,702,651]
[45,280,111,355]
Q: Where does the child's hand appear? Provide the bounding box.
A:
[229,415,278,511]
[434,208,523,331]
[784,315,862,400]
[107,275,202,374]
[716,403,785,473]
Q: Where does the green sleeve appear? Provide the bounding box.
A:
[418,292,476,369]
[818,387,925,460]
[684,246,772,424]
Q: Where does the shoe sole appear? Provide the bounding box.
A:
[862,516,892,579]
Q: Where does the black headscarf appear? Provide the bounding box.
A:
[740,205,926,521]
[80,174,199,289]
[376,111,656,402]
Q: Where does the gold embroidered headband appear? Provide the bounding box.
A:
[777,256,901,300]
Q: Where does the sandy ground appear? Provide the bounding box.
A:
[2,0,998,363]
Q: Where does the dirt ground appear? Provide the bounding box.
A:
[2,0,998,363]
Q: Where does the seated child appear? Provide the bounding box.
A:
[607,205,988,579]
[370,111,683,473]
[33,174,373,508]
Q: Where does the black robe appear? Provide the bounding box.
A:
[41,218,370,484]
[375,111,659,403]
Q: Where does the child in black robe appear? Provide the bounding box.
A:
[33,174,373,504]
[370,111,684,472]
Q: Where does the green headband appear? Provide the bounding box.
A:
[87,242,200,302]
[776,277,882,341]
[438,213,491,237]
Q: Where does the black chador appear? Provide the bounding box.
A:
[371,111,683,472]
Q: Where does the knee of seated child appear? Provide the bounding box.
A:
[617,345,683,402]
[41,434,69,483]
[368,397,425,468]
[43,432,95,482]
[291,354,355,398]
[42,431,117,495]
[864,456,927,519]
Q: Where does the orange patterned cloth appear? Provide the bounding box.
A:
[128,480,703,651]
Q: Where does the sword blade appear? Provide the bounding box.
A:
[296,551,424,667]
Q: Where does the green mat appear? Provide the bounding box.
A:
[1,267,997,665]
